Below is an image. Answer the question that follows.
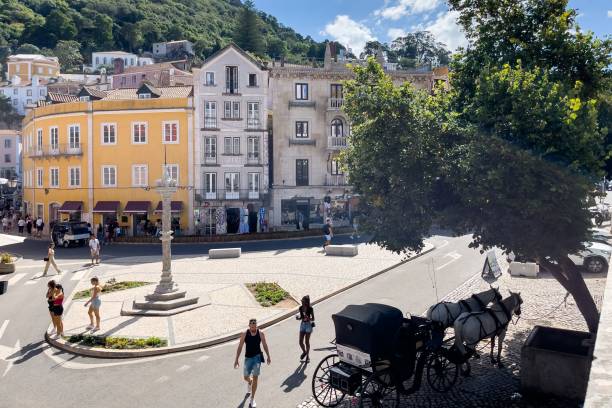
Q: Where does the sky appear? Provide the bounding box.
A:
[254,0,611,56]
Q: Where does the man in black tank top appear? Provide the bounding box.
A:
[234,319,271,408]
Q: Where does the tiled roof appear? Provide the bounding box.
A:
[103,86,193,100]
[120,61,191,75]
[82,86,108,99]
[47,92,78,103]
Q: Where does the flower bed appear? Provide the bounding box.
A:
[65,334,167,349]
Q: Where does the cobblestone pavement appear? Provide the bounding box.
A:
[298,259,606,408]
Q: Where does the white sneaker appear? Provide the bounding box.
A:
[250,399,256,408]
[86,325,94,330]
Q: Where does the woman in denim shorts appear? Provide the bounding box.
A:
[234,319,271,408]
[297,295,315,362]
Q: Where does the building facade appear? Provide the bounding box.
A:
[268,45,438,230]
[0,75,48,115]
[89,51,153,72]
[153,41,194,59]
[21,84,194,236]
[112,61,193,89]
[0,129,21,180]
[192,44,269,235]
[5,54,60,82]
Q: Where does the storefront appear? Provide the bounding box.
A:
[123,201,151,236]
[193,203,266,235]
[154,201,183,235]
[92,201,120,233]
[58,201,83,222]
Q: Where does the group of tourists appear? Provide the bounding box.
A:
[234,295,314,408]
[1,212,44,237]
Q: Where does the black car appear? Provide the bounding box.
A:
[51,221,90,248]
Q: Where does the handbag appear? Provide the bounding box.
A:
[43,257,49,262]
[311,322,316,328]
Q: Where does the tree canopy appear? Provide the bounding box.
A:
[343,0,611,332]
[359,32,451,69]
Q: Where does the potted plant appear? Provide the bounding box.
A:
[0,252,16,274]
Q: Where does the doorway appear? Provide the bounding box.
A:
[296,203,310,230]
[226,208,240,234]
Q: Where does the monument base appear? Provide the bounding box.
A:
[120,292,211,316]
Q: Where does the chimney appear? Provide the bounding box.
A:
[113,58,125,74]
[324,42,332,70]
[280,56,285,67]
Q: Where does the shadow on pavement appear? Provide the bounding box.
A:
[280,361,309,392]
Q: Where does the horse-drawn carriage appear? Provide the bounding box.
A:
[311,289,523,407]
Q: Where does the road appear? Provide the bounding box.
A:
[0,232,484,408]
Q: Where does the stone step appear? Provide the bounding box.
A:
[145,291,187,301]
[132,296,199,311]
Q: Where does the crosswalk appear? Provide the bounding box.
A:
[1,266,93,290]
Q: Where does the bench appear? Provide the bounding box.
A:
[509,262,539,277]
[325,245,358,257]
[209,248,241,259]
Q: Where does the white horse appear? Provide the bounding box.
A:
[453,291,523,367]
[426,286,502,329]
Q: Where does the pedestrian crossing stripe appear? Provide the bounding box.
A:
[7,273,25,285]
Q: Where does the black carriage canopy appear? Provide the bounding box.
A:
[332,303,404,359]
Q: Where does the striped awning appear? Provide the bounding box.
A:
[92,201,120,213]
[58,201,83,213]
[123,201,151,214]
[154,201,183,213]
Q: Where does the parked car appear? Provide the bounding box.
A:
[51,222,90,248]
[589,203,611,227]
[590,228,612,245]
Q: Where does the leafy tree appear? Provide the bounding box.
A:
[390,31,450,68]
[44,9,77,44]
[15,43,40,54]
[233,0,265,56]
[343,0,611,333]
[359,41,388,60]
[267,38,287,59]
[0,95,22,128]
[53,40,83,71]
[119,23,144,53]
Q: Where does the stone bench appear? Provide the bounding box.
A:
[325,245,358,257]
[209,248,241,259]
[509,262,539,277]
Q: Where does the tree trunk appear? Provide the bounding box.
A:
[540,256,600,333]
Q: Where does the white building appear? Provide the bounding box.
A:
[88,51,154,72]
[0,75,48,115]
[0,129,21,180]
[192,44,269,235]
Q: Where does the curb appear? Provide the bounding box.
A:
[46,243,436,358]
[112,231,356,245]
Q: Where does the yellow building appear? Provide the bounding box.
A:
[6,54,60,82]
[21,83,195,237]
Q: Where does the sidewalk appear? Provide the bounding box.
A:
[49,242,434,357]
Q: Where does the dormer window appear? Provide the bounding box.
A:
[138,93,151,99]
[79,96,90,102]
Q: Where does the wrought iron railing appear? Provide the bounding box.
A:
[27,144,83,158]
[327,136,347,149]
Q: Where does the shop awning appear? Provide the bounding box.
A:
[58,201,83,213]
[154,201,183,213]
[92,201,120,213]
[123,201,151,214]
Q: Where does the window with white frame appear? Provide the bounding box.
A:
[163,122,179,143]
[138,93,151,99]
[80,96,90,102]
[36,128,43,148]
[27,89,32,96]
[132,165,148,187]
[205,136,216,160]
[247,137,259,161]
[102,166,117,187]
[132,122,147,144]
[204,101,217,128]
[295,121,309,138]
[248,173,260,193]
[295,83,309,100]
[248,74,257,87]
[101,123,116,144]
[36,168,43,187]
[247,102,259,127]
[4,139,10,148]
[69,167,81,187]
[224,137,240,155]
[50,127,59,151]
[49,168,59,187]
[331,159,343,175]
[205,172,216,194]
[223,101,240,119]
[69,125,80,149]
[205,72,215,86]
[225,172,239,193]
[225,66,238,93]
[162,164,179,184]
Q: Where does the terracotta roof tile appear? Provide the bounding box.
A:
[102,86,193,100]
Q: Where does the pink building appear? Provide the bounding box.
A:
[111,61,193,89]
[0,129,21,180]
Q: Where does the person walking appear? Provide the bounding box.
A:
[297,211,304,231]
[88,234,100,266]
[26,216,32,236]
[42,242,62,277]
[50,284,64,338]
[46,280,58,335]
[323,218,333,248]
[234,319,271,408]
[17,217,25,234]
[84,277,102,331]
[1,215,8,233]
[297,295,315,362]
[35,216,44,238]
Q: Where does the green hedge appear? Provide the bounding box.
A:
[65,334,166,349]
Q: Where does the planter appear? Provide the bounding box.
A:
[509,262,539,277]
[0,263,15,275]
[521,325,594,401]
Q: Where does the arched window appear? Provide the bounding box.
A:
[331,119,343,138]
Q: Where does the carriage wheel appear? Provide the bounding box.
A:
[426,352,459,392]
[358,374,399,408]
[311,354,346,407]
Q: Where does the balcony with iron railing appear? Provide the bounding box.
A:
[324,174,349,186]
[194,189,263,202]
[327,136,348,150]
[247,152,261,165]
[203,154,217,165]
[246,117,261,130]
[203,117,219,130]
[328,98,344,110]
[27,144,83,158]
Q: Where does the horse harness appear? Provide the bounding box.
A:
[437,293,489,326]
[458,300,513,347]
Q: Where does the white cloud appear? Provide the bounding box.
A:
[425,10,468,51]
[321,15,376,56]
[375,0,441,21]
[387,28,407,40]
[608,10,612,18]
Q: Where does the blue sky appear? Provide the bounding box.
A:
[254,0,611,55]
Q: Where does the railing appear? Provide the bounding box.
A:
[325,174,349,186]
[203,118,218,129]
[194,189,263,202]
[247,118,261,129]
[247,153,260,164]
[27,144,83,158]
[328,98,344,109]
[203,154,217,165]
[327,136,348,149]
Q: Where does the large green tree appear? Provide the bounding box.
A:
[233,0,265,56]
[53,40,83,72]
[343,0,611,332]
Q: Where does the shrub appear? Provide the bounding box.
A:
[247,282,289,307]
[0,253,13,264]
